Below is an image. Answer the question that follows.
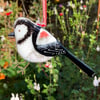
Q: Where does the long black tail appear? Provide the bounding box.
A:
[64,48,95,77]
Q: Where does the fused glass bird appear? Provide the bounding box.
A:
[8,17,95,77]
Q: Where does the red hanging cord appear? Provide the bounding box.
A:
[43,0,47,26]
[97,0,100,40]
[37,0,47,27]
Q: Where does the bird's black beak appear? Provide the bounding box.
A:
[8,32,15,37]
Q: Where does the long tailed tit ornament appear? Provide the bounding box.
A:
[8,17,95,77]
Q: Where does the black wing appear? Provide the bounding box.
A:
[36,41,66,56]
[31,26,66,56]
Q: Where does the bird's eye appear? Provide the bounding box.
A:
[18,29,21,32]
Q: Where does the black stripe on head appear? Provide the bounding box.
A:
[15,19,41,44]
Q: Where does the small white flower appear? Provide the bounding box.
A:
[15,94,19,100]
[80,6,83,10]
[93,76,99,87]
[10,93,19,100]
[66,8,69,12]
[72,4,75,8]
[67,1,71,6]
[96,45,100,52]
[10,93,15,100]
[0,35,5,42]
[0,7,4,12]
[86,1,89,4]
[49,64,53,69]
[67,2,75,8]
[80,0,83,4]
[19,94,23,100]
[34,82,40,91]
[95,18,97,22]
[6,1,9,6]
[53,7,57,15]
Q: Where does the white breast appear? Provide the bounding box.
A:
[16,35,52,62]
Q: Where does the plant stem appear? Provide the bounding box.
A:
[21,0,28,17]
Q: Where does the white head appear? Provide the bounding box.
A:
[8,17,37,44]
[14,24,28,42]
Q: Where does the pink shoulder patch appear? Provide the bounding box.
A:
[39,31,49,38]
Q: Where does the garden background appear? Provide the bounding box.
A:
[0,0,100,100]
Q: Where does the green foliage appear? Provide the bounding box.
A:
[0,0,100,100]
